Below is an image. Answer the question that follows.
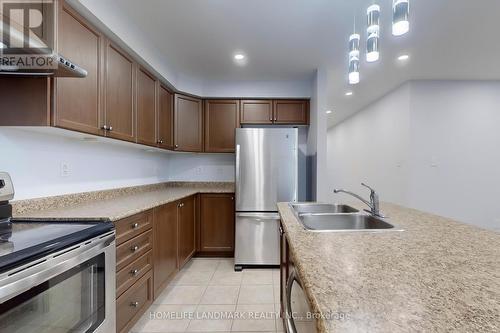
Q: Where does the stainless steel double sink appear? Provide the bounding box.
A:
[290,203,400,232]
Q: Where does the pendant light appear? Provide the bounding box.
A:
[348,34,360,84]
[348,20,360,85]
[366,4,380,63]
[392,0,409,36]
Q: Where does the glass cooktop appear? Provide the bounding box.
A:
[0,220,114,273]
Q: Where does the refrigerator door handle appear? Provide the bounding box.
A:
[235,144,241,208]
[236,213,280,220]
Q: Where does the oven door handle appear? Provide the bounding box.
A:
[0,232,115,303]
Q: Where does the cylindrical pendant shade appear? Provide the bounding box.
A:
[366,4,380,63]
[393,0,409,36]
[348,33,360,84]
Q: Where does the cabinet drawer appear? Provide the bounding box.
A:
[115,210,153,245]
[116,270,153,333]
[116,230,152,271]
[117,250,153,297]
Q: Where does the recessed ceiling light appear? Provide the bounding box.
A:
[234,53,245,60]
[326,110,333,114]
[398,54,410,61]
[345,91,353,96]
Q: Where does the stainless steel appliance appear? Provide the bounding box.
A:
[284,268,316,333]
[234,128,298,270]
[0,173,115,333]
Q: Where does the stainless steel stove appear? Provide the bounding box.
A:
[0,172,116,333]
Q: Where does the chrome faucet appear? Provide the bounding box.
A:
[334,183,384,218]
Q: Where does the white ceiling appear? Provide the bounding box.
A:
[86,0,500,126]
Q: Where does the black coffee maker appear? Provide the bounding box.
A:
[0,172,14,242]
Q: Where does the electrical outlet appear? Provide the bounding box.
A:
[60,162,70,177]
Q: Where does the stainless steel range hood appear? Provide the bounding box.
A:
[0,52,88,78]
[0,5,87,78]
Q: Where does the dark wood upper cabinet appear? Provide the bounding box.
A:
[0,77,51,126]
[240,100,273,124]
[104,41,135,142]
[273,100,309,124]
[174,94,203,152]
[178,196,196,268]
[136,67,157,146]
[53,1,103,135]
[199,194,235,254]
[204,100,239,153]
[153,202,178,297]
[157,85,174,149]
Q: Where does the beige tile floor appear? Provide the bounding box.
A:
[130,258,284,333]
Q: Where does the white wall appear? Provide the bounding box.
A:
[328,83,411,204]
[407,81,500,231]
[0,128,171,200]
[0,128,236,200]
[327,80,500,231]
[168,153,235,182]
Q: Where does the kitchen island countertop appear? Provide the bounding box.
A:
[277,202,500,333]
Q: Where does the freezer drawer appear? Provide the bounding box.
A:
[234,213,280,266]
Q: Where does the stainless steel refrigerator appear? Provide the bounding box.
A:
[234,128,298,271]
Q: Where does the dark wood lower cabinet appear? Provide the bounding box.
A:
[116,270,153,333]
[113,193,235,332]
[153,201,178,297]
[178,195,196,268]
[199,193,235,255]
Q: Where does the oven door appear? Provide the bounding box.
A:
[0,232,115,333]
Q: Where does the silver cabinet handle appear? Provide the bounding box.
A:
[131,245,139,252]
[279,225,284,236]
[131,269,139,276]
[132,223,139,229]
[284,269,301,333]
[108,126,113,131]
[158,139,164,144]
[130,301,139,308]
[175,144,179,149]
[101,125,108,130]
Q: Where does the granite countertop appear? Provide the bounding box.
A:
[277,202,500,333]
[13,182,234,222]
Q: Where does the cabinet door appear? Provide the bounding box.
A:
[178,196,196,268]
[204,100,239,153]
[104,41,135,142]
[136,67,157,146]
[54,2,103,135]
[174,94,203,152]
[200,194,235,254]
[157,85,174,149]
[153,202,178,297]
[273,100,308,124]
[240,100,273,124]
